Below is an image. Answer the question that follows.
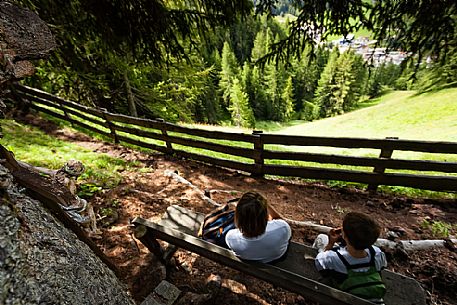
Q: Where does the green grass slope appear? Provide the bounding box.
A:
[0,120,138,190]
[277,89,457,142]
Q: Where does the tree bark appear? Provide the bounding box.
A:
[124,70,138,117]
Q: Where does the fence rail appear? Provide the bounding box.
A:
[13,84,457,192]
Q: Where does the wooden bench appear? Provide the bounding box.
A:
[132,205,426,305]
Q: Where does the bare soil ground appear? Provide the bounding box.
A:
[21,116,457,305]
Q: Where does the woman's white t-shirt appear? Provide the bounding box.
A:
[225,219,291,263]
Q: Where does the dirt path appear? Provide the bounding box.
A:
[22,116,457,305]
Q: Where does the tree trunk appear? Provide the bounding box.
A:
[124,70,138,117]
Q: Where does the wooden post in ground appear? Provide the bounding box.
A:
[252,130,264,177]
[157,118,173,155]
[58,100,73,126]
[367,137,398,192]
[134,224,165,262]
[101,108,119,144]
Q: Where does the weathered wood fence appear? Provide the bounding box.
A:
[13,84,457,192]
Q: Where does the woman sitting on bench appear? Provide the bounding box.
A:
[225,191,291,263]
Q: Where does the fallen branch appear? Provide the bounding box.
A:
[376,238,457,252]
[284,218,334,233]
[164,170,221,207]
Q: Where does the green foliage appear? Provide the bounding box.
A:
[229,78,255,128]
[315,49,368,117]
[367,63,402,98]
[78,183,103,199]
[280,76,295,121]
[291,46,326,113]
[421,219,456,238]
[414,48,457,93]
[13,0,457,129]
[17,1,438,127]
[16,0,253,64]
[219,41,240,108]
[299,101,319,121]
[256,0,457,65]
[345,53,367,109]
[315,48,341,117]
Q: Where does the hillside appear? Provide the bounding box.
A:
[277,89,457,142]
[4,114,457,305]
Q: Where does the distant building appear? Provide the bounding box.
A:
[331,34,407,66]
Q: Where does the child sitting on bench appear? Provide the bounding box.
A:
[313,212,387,304]
[225,191,291,263]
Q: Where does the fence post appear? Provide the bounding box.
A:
[367,137,398,192]
[101,108,119,144]
[252,130,264,177]
[58,100,72,125]
[156,118,173,154]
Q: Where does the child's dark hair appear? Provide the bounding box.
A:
[235,191,268,238]
[343,212,381,250]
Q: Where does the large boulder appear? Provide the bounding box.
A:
[0,164,136,305]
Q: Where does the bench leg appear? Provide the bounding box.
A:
[163,245,178,263]
[134,224,165,262]
[134,224,181,267]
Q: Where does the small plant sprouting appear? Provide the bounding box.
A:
[331,203,349,214]
[78,183,102,199]
[421,219,455,238]
[111,199,121,208]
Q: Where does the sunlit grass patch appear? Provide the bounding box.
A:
[0,119,136,189]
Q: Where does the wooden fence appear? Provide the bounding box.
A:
[13,84,457,193]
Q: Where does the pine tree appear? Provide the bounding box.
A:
[264,59,278,120]
[240,62,255,110]
[229,78,255,128]
[315,48,368,117]
[219,41,240,109]
[292,46,321,113]
[315,48,340,118]
[251,65,267,119]
[251,29,268,63]
[280,76,295,121]
[332,51,353,115]
[346,52,367,110]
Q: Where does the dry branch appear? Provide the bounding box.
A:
[164,169,221,207]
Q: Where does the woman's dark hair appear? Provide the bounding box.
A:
[235,191,268,238]
[343,212,381,250]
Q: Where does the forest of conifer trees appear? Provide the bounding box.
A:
[16,1,457,128]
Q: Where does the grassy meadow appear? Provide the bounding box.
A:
[278,89,457,142]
